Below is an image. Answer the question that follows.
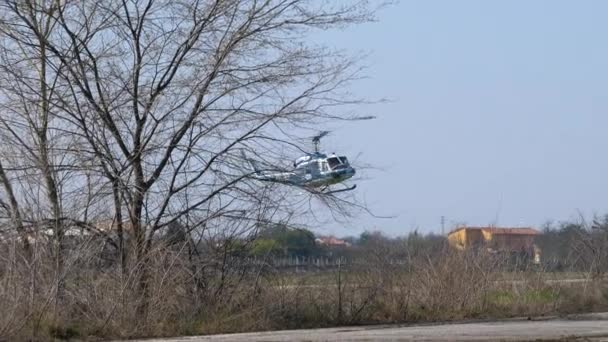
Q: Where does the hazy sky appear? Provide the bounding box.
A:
[315,1,608,237]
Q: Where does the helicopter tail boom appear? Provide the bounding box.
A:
[241,150,262,174]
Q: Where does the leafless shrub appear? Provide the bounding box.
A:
[571,216,608,279]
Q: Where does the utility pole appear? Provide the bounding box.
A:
[441,216,445,236]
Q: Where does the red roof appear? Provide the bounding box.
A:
[316,236,351,246]
[448,226,540,236]
[481,227,540,235]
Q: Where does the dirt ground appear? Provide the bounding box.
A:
[132,312,608,341]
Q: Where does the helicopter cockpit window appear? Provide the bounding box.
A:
[338,156,349,165]
[327,157,342,170]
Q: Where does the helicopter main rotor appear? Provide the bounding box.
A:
[311,130,330,153]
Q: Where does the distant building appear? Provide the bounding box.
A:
[447,226,541,262]
[315,236,351,247]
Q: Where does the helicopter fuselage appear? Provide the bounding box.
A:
[254,153,355,188]
[244,130,358,193]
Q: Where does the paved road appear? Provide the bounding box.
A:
[139,313,608,342]
[273,277,596,291]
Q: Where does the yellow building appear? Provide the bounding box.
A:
[448,226,540,257]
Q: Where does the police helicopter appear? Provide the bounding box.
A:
[242,131,357,194]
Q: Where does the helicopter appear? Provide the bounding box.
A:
[243,131,357,194]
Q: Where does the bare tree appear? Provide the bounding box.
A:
[0,160,30,256]
[570,215,608,279]
[0,2,83,320]
[0,0,379,323]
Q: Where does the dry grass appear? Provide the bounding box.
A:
[1,242,607,341]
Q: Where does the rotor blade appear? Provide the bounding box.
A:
[312,130,330,143]
[352,115,376,120]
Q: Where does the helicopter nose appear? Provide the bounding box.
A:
[333,167,355,179]
[346,166,355,177]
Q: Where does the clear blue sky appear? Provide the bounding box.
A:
[317,0,608,237]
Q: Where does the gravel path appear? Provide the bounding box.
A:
[132,313,608,341]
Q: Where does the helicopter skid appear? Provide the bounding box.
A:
[323,184,357,195]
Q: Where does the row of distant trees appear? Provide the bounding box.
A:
[221,215,608,276]
[193,223,445,260]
